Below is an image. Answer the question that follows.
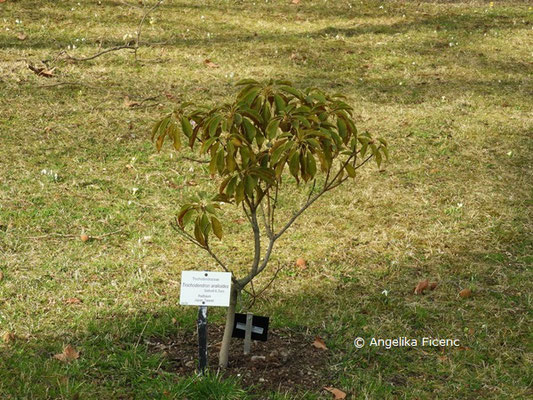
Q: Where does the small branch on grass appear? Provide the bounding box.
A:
[36,81,95,89]
[25,228,123,240]
[135,0,164,61]
[61,45,136,62]
[56,0,163,63]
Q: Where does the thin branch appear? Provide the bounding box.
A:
[63,45,136,62]
[259,198,273,239]
[171,219,239,285]
[37,81,95,89]
[135,0,164,61]
[181,156,209,164]
[306,179,317,203]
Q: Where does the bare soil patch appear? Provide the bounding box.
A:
[147,324,332,393]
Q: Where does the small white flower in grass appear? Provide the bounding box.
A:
[188,167,194,173]
[41,169,48,175]
[507,151,513,157]
[132,187,139,195]
[382,290,389,296]
[457,203,463,208]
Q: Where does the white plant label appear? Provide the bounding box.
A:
[179,271,232,307]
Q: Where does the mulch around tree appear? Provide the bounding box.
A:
[147,324,334,394]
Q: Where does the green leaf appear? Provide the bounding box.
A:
[235,180,245,204]
[273,94,286,113]
[216,149,225,174]
[289,151,300,181]
[306,151,317,177]
[211,216,223,239]
[279,85,303,99]
[381,145,390,161]
[236,78,259,86]
[337,118,347,140]
[182,209,195,227]
[244,175,256,197]
[200,213,210,235]
[345,163,356,178]
[171,122,181,150]
[181,117,193,138]
[151,119,163,141]
[242,118,256,142]
[226,175,238,197]
[208,115,223,137]
[266,119,280,140]
[194,220,206,246]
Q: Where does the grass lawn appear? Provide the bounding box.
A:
[1,0,532,398]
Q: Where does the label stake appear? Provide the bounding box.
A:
[243,312,253,355]
[197,305,208,374]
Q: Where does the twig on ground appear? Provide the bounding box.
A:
[25,228,124,240]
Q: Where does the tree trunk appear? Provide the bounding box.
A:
[218,286,240,368]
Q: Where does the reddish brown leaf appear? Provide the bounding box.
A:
[203,59,219,68]
[2,332,15,344]
[53,344,80,362]
[429,281,438,290]
[17,32,27,41]
[291,0,301,4]
[413,279,429,295]
[312,336,327,350]
[65,297,82,305]
[324,387,347,399]
[80,234,90,242]
[295,257,306,269]
[459,288,472,298]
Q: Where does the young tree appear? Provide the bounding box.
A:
[151,79,388,368]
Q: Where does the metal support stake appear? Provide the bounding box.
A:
[197,305,208,374]
[243,312,253,355]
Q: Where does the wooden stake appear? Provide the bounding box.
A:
[197,306,208,374]
[243,312,253,355]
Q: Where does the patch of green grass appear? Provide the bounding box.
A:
[1,0,532,398]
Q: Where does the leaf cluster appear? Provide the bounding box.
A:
[153,79,388,245]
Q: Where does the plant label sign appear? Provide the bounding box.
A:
[179,271,232,307]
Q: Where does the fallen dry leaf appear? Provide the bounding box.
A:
[291,0,301,4]
[17,32,27,41]
[53,344,80,362]
[324,387,347,399]
[28,64,55,78]
[459,288,472,298]
[80,234,90,242]
[0,270,4,281]
[295,257,306,269]
[203,59,219,68]
[429,281,438,290]
[2,332,15,344]
[414,279,429,295]
[312,336,327,350]
[65,297,82,305]
[124,96,140,108]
